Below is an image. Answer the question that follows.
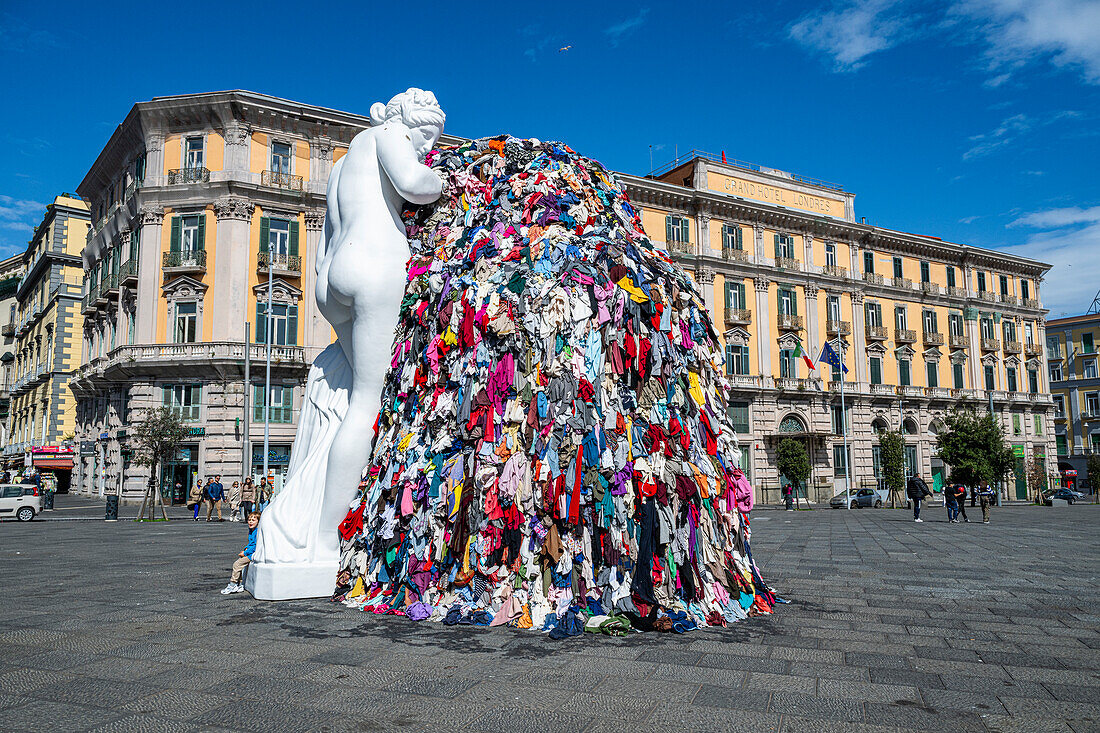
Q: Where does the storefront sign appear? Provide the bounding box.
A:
[31,445,73,454]
[187,427,206,436]
[98,432,109,440]
[1013,445,1025,458]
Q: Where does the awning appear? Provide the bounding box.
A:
[34,458,74,470]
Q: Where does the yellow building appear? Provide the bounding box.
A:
[1046,311,1100,490]
[2,195,90,491]
[625,153,1055,502]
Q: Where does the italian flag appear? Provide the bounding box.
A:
[793,340,816,371]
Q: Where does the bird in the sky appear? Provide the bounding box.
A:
[558,45,572,52]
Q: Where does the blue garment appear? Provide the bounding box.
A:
[243,527,258,557]
[206,482,224,501]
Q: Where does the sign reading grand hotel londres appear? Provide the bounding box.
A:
[708,171,847,219]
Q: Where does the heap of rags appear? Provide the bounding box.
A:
[334,136,775,634]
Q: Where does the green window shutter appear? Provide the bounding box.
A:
[735,227,743,249]
[289,219,299,256]
[254,384,264,422]
[130,227,140,260]
[197,213,206,251]
[665,215,673,243]
[259,217,270,253]
[724,282,732,310]
[287,305,298,346]
[169,216,181,253]
[680,218,689,244]
[255,301,266,344]
[870,358,882,384]
[737,283,745,309]
[774,233,781,258]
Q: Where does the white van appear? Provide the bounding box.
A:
[0,484,43,521]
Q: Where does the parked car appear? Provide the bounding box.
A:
[0,484,42,521]
[1043,488,1086,505]
[829,488,884,509]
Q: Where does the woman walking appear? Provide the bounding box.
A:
[228,480,242,522]
[189,478,204,521]
[239,477,255,518]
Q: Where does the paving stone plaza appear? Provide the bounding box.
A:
[1,498,1098,732]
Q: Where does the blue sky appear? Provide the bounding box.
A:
[1,0,1097,316]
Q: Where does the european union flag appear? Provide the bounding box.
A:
[819,341,848,374]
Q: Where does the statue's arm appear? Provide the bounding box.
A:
[376,127,443,204]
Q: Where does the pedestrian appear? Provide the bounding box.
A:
[953,483,970,523]
[782,483,794,511]
[979,481,994,523]
[228,480,242,521]
[190,478,204,521]
[205,475,225,522]
[906,473,933,522]
[945,483,960,522]
[257,477,270,510]
[220,510,261,594]
[240,477,255,517]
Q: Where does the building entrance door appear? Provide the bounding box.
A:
[931,462,945,494]
[1014,455,1028,500]
[162,445,198,504]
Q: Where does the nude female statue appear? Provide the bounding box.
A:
[246,89,444,599]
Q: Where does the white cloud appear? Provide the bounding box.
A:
[953,0,1100,84]
[1003,205,1100,316]
[963,110,1081,160]
[788,0,914,71]
[605,8,650,47]
[0,194,44,232]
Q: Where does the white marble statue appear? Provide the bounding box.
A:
[245,88,445,600]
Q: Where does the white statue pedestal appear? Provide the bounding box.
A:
[245,560,339,601]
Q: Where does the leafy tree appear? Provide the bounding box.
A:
[936,409,1016,497]
[878,429,906,507]
[131,407,190,521]
[1088,454,1100,504]
[776,438,810,507]
[1025,457,1048,504]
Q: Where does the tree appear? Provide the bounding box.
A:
[776,438,810,507]
[1088,454,1100,504]
[131,407,190,521]
[878,429,906,508]
[936,409,1016,496]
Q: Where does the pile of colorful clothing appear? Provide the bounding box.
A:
[334,136,774,634]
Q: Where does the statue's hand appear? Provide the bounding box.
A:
[377,125,443,205]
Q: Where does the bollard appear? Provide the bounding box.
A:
[105,495,119,521]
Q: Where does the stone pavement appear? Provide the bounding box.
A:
[1,500,1097,732]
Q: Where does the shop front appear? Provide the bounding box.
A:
[30,445,75,493]
[162,445,199,504]
[252,444,292,492]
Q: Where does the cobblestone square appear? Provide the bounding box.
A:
[1,498,1097,732]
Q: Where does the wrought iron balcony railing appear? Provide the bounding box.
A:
[724,308,752,327]
[826,320,851,336]
[867,325,889,340]
[1004,339,1022,353]
[894,277,913,290]
[981,337,1000,351]
[920,282,940,295]
[775,257,800,271]
[119,258,139,283]
[923,331,944,346]
[260,170,304,191]
[162,250,207,270]
[949,333,970,348]
[722,247,747,262]
[821,264,847,278]
[947,286,967,298]
[1024,297,1041,309]
[668,240,693,255]
[257,252,302,274]
[776,313,804,331]
[863,272,884,285]
[167,167,210,185]
[895,328,917,343]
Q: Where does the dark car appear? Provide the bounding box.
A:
[1044,488,1085,505]
[829,488,884,509]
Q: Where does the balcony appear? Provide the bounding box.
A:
[81,288,98,314]
[119,258,139,285]
[101,273,119,297]
[776,313,804,331]
[947,286,967,298]
[1024,343,1042,357]
[980,337,1000,351]
[722,247,748,262]
[895,328,917,343]
[920,281,940,295]
[894,276,913,290]
[724,308,751,327]
[923,330,944,346]
[257,252,303,276]
[775,377,812,391]
[867,325,889,341]
[949,333,970,348]
[162,249,207,275]
[925,387,951,399]
[167,167,210,185]
[952,388,978,400]
[821,264,847,278]
[668,240,693,255]
[728,374,763,389]
[1000,294,1019,306]
[826,320,851,336]
[977,291,997,303]
[863,272,884,286]
[1004,339,1022,353]
[0,323,13,338]
[261,170,304,191]
[1024,297,1041,309]
[870,384,895,397]
[775,257,800,271]
[897,385,923,398]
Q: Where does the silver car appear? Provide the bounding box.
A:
[0,484,43,521]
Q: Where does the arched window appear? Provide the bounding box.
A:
[779,414,807,433]
[903,418,918,435]
[871,417,889,434]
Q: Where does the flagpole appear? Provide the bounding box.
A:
[837,337,852,511]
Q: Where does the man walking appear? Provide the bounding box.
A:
[205,474,225,522]
[945,482,959,523]
[906,473,933,522]
[782,483,794,511]
[979,481,994,523]
[953,483,970,523]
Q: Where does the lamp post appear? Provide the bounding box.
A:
[263,253,272,494]
[836,337,852,511]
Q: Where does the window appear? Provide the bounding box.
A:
[665,215,689,245]
[728,402,749,433]
[892,256,903,279]
[170,214,205,256]
[926,361,938,388]
[270,141,292,174]
[984,365,995,391]
[255,302,298,346]
[724,281,745,310]
[980,317,995,340]
[1086,392,1100,416]
[1056,434,1068,456]
[1002,321,1016,343]
[865,302,882,327]
[894,306,907,331]
[184,136,204,169]
[863,251,874,274]
[163,384,201,421]
[831,404,849,434]
[920,261,930,283]
[254,384,293,423]
[725,344,750,375]
[1028,369,1038,394]
[1013,413,1021,436]
[1054,394,1065,417]
[946,266,956,288]
[774,234,795,259]
[1006,367,1017,393]
[1084,333,1095,354]
[174,302,198,343]
[898,359,911,386]
[721,224,742,251]
[779,348,797,378]
[266,218,290,256]
[833,445,850,477]
[977,271,986,293]
[870,356,882,385]
[923,309,937,334]
[999,275,1009,297]
[827,295,841,323]
[778,288,797,316]
[1034,416,1042,436]
[1086,359,1098,379]
[825,242,836,267]
[1021,279,1030,300]
[1025,323,1034,347]
[1047,336,1061,359]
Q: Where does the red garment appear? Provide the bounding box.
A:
[339,502,366,541]
[569,445,583,525]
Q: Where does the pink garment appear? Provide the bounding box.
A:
[400,481,416,516]
[731,470,754,512]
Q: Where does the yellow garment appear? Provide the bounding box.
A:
[348,576,366,598]
[616,276,649,303]
[688,372,704,406]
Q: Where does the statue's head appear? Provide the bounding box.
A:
[370,88,445,160]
